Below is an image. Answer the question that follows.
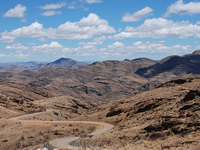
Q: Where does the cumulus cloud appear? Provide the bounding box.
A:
[0,13,116,42]
[85,0,103,4]
[40,2,66,10]
[6,42,63,54]
[42,11,61,16]
[122,7,153,22]
[78,13,108,25]
[5,41,195,59]
[48,13,116,39]
[164,0,200,17]
[38,37,48,41]
[78,35,107,46]
[3,4,26,18]
[130,41,192,54]
[110,18,200,40]
[0,22,46,43]
[107,42,125,49]
[31,42,63,53]
[6,43,29,50]
[99,41,194,58]
[0,53,30,58]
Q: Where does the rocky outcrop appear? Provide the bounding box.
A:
[83,76,200,144]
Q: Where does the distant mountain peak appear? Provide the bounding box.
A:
[53,58,72,63]
[43,57,87,69]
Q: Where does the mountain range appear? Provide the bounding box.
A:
[0,50,199,101]
[0,58,88,71]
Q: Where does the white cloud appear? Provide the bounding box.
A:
[108,42,125,49]
[78,35,107,46]
[13,54,30,58]
[28,43,36,45]
[40,2,66,10]
[46,13,116,40]
[42,11,61,16]
[164,0,200,17]
[5,42,63,54]
[84,7,89,11]
[3,4,26,18]
[85,0,103,4]
[6,43,29,50]
[100,41,193,58]
[110,18,200,40]
[5,41,195,59]
[0,13,116,42]
[78,13,108,25]
[31,42,63,53]
[68,5,75,9]
[0,53,30,58]
[0,35,16,43]
[20,18,27,22]
[0,22,46,43]
[118,28,122,32]
[122,7,153,22]
[197,21,200,25]
[68,2,76,9]
[38,37,48,41]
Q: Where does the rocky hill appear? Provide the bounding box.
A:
[75,76,200,149]
[192,49,200,55]
[0,73,200,149]
[0,50,199,102]
[136,52,200,78]
[0,82,52,117]
[0,82,98,119]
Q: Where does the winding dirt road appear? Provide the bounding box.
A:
[9,111,114,149]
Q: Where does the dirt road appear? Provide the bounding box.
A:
[9,111,114,149]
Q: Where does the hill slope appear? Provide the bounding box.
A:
[75,76,200,149]
[136,52,200,78]
[0,82,51,117]
[0,82,98,119]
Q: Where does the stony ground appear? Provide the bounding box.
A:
[73,76,200,150]
[0,76,200,150]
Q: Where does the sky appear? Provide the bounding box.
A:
[0,0,200,62]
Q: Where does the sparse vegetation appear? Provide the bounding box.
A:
[0,52,200,149]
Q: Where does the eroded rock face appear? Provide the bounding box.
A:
[181,90,200,102]
[138,88,200,139]
[106,109,124,117]
[0,82,52,102]
[0,82,51,116]
[83,76,200,143]
[0,95,46,115]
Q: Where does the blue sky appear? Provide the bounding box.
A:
[0,0,200,62]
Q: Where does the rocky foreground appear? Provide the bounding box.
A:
[74,76,200,149]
